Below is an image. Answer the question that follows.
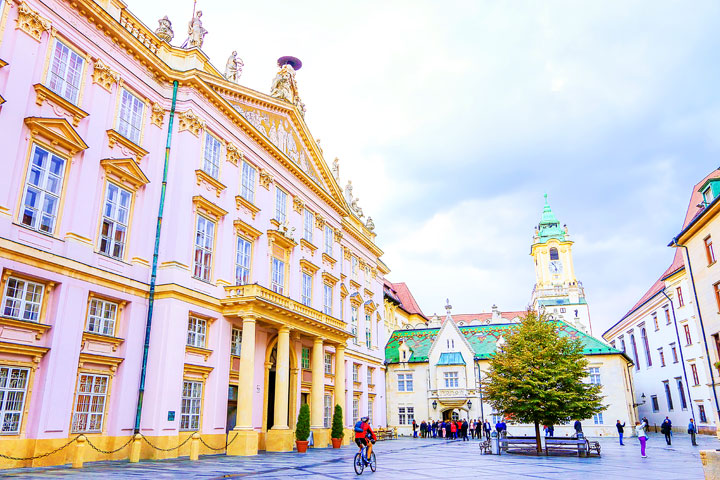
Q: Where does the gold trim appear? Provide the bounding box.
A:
[177,109,205,136]
[233,219,262,240]
[186,345,212,361]
[322,253,337,268]
[0,317,51,340]
[364,288,374,299]
[292,196,304,214]
[78,352,123,372]
[226,143,242,165]
[91,58,120,92]
[100,158,149,190]
[106,129,148,162]
[65,232,93,245]
[195,169,226,198]
[322,272,339,286]
[299,238,317,254]
[33,84,89,127]
[184,362,213,379]
[150,102,165,128]
[0,340,49,363]
[235,195,260,220]
[15,1,51,41]
[349,280,361,290]
[299,259,319,275]
[81,331,124,352]
[259,169,273,190]
[192,195,228,220]
[24,117,88,155]
[267,229,297,251]
[315,214,325,230]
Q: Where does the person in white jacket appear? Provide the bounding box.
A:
[635,421,648,458]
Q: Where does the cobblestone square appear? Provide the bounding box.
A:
[3,435,715,479]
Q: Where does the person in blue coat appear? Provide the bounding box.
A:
[688,418,698,446]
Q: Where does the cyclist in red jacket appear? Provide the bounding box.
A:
[354,416,377,461]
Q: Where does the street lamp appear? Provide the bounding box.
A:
[432,400,438,410]
[467,400,472,410]
[632,393,646,408]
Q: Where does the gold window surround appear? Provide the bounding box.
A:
[177,109,205,137]
[349,293,362,307]
[364,300,377,314]
[315,214,325,230]
[195,169,227,198]
[99,158,149,191]
[321,253,336,268]
[91,58,120,93]
[78,352,124,373]
[339,283,349,299]
[0,268,56,334]
[0,340,49,364]
[363,288,374,299]
[349,279,361,291]
[24,117,88,156]
[15,1,51,42]
[322,271,339,286]
[83,291,127,336]
[267,229,297,252]
[192,195,228,220]
[259,169,273,190]
[299,238,317,255]
[106,129,149,163]
[292,195,304,214]
[233,218,262,241]
[184,363,213,380]
[299,258,320,276]
[81,332,124,352]
[33,84,89,127]
[186,345,212,361]
[235,195,260,220]
[226,142,243,165]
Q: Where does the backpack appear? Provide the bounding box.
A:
[354,421,364,433]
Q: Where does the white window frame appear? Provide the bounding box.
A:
[46,39,84,105]
[71,374,109,433]
[351,307,358,343]
[324,352,333,375]
[231,328,242,356]
[365,314,372,348]
[0,366,30,434]
[367,368,373,385]
[323,394,332,428]
[271,257,285,294]
[180,380,202,431]
[301,347,310,369]
[235,236,251,285]
[353,397,360,422]
[301,272,312,307]
[86,298,118,336]
[588,367,601,385]
[368,397,373,423]
[398,406,414,425]
[303,209,314,243]
[117,88,144,145]
[398,373,413,392]
[202,132,222,179]
[352,364,359,382]
[275,187,287,224]
[593,412,604,425]
[2,277,44,322]
[324,225,333,256]
[240,161,256,203]
[20,144,66,234]
[444,371,459,388]
[323,284,332,316]
[193,215,215,282]
[187,316,207,348]
[99,182,132,259]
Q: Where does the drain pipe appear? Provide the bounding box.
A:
[671,240,720,426]
[134,80,179,433]
[660,288,695,422]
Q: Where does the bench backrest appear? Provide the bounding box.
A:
[545,438,584,445]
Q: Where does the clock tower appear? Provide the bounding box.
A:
[530,195,592,334]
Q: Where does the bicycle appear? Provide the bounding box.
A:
[353,443,376,475]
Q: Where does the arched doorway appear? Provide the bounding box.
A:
[441,408,465,421]
[262,335,299,434]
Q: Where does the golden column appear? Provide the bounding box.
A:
[311,337,329,447]
[335,344,350,444]
[266,326,293,451]
[227,315,258,456]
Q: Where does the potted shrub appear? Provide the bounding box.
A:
[296,403,311,453]
[331,404,344,448]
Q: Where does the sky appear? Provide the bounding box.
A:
[130,1,720,334]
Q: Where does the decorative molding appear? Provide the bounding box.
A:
[259,169,273,190]
[185,345,212,362]
[106,129,148,162]
[91,59,120,92]
[340,283,349,299]
[100,158,149,190]
[150,102,165,127]
[267,229,297,251]
[184,362,213,378]
[0,59,8,69]
[33,84,89,127]
[349,280,361,291]
[178,109,205,136]
[342,248,351,261]
[233,218,262,240]
[322,271,339,286]
[292,195,304,214]
[15,1,51,42]
[78,352,123,373]
[64,232,93,245]
[195,169,226,198]
[235,195,261,220]
[0,317,52,340]
[334,228,343,243]
[299,258,320,275]
[321,253,336,268]
[315,214,325,230]
[364,288,374,299]
[0,340,49,364]
[226,143,242,165]
[192,195,228,220]
[24,117,88,155]
[300,238,317,255]
[82,331,124,352]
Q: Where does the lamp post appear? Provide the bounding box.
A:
[632,393,646,408]
[432,400,438,410]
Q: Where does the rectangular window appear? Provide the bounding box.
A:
[368,398,373,423]
[398,373,413,392]
[99,182,131,259]
[324,352,332,375]
[351,307,358,343]
[588,367,601,385]
[202,132,221,179]
[193,216,215,282]
[351,257,358,278]
[677,287,684,307]
[47,39,84,105]
[699,404,708,423]
[275,187,287,224]
[20,144,66,234]
[352,398,359,422]
[303,209,314,243]
[0,366,30,434]
[671,345,679,363]
[705,236,716,265]
[235,237,251,285]
[659,348,666,367]
[240,161,256,203]
[323,394,332,428]
[186,316,206,348]
[2,277,44,322]
[365,314,372,349]
[664,381,674,411]
[324,225,333,256]
[323,284,332,316]
[117,88,144,145]
[301,272,312,307]
[652,313,659,331]
[691,364,700,386]
[703,186,714,205]
[444,371,459,388]
[86,298,117,336]
[352,364,359,383]
[593,413,603,425]
[651,395,659,412]
[365,266,371,288]
[367,368,373,385]
[676,378,688,410]
[301,347,310,369]
[684,324,692,345]
[231,328,242,356]
[397,406,414,425]
[71,374,108,433]
[180,380,202,431]
[664,307,671,325]
[271,257,285,294]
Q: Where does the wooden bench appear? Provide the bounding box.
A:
[500,436,539,453]
[586,439,601,456]
[544,437,588,457]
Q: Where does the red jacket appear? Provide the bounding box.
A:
[355,422,377,441]
[450,422,457,432]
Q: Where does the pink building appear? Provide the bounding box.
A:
[0,0,388,468]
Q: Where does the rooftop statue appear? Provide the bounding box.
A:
[155,16,174,43]
[365,216,375,232]
[332,157,339,181]
[344,180,354,205]
[225,51,243,83]
[270,63,298,103]
[181,10,207,49]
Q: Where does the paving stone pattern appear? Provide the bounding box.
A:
[2,433,715,479]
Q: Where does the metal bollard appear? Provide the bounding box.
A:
[190,433,200,461]
[72,435,86,469]
[129,433,142,463]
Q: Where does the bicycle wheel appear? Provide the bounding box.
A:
[369,451,377,472]
[354,452,364,475]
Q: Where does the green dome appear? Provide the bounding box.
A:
[536,194,565,243]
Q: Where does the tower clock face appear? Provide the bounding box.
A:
[549,260,563,273]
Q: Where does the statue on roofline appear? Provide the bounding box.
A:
[332,157,340,181]
[270,63,298,103]
[365,216,375,232]
[182,10,207,49]
[155,16,174,43]
[225,51,244,83]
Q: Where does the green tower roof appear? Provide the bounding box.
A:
[536,194,566,243]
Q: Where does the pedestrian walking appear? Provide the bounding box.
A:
[635,421,648,458]
[412,419,418,438]
[661,417,672,445]
[547,424,554,437]
[483,419,491,440]
[616,420,626,445]
[688,418,698,446]
[475,420,482,440]
[450,420,457,439]
[461,420,469,441]
[470,420,476,439]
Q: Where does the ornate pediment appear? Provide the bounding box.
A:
[24,117,88,155]
[100,158,149,190]
[15,1,51,42]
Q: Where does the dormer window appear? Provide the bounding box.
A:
[703,185,714,205]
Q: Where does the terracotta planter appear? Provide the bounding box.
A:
[296,440,309,453]
[331,438,342,449]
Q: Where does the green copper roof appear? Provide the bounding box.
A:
[385,321,623,364]
[536,194,566,243]
[437,352,466,365]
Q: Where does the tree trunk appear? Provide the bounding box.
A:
[534,420,542,455]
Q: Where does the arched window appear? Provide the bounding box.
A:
[641,328,652,367]
[549,248,559,260]
[630,334,640,371]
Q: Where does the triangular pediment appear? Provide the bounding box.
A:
[24,117,88,155]
[100,158,150,190]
